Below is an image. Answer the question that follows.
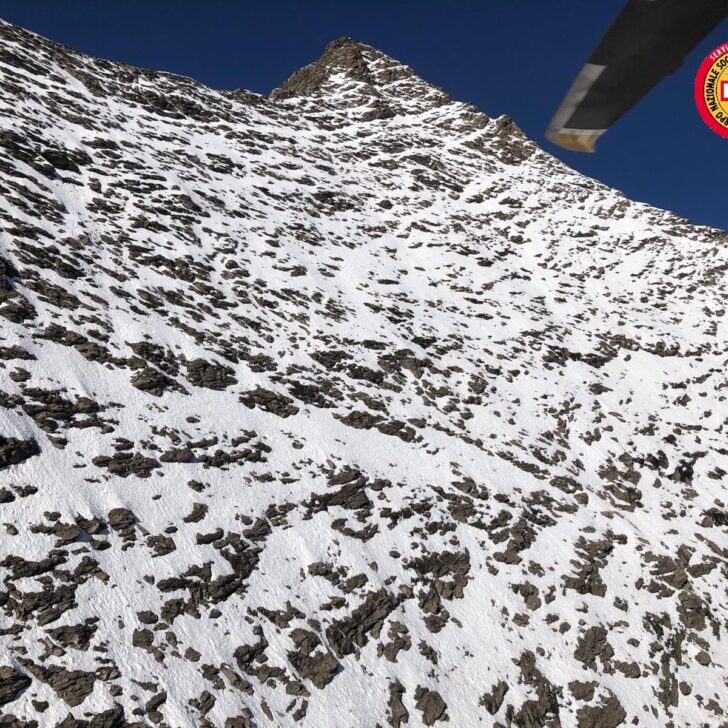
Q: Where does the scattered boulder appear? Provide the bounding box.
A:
[186,358,237,390]
[239,387,299,418]
[0,666,31,705]
[414,687,447,726]
[0,436,40,468]
[480,680,508,715]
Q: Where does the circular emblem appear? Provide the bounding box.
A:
[695,42,728,138]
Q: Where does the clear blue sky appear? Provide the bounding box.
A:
[1,0,726,231]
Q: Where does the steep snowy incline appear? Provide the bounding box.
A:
[0,18,727,728]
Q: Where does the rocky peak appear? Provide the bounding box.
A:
[271,36,386,97]
[271,36,452,118]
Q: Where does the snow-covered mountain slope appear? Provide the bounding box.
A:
[0,18,727,728]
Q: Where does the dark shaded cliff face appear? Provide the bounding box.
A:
[0,17,727,728]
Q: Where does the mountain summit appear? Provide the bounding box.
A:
[270,36,452,115]
[0,17,727,728]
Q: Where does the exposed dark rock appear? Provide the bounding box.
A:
[0,666,31,706]
[287,629,340,689]
[0,435,40,468]
[20,662,95,707]
[0,345,35,361]
[130,366,180,396]
[239,387,299,417]
[414,687,447,726]
[159,447,194,463]
[388,680,409,728]
[326,590,400,658]
[92,452,160,478]
[480,680,508,715]
[574,626,614,671]
[47,622,97,650]
[512,651,560,727]
[576,694,627,728]
[186,358,237,390]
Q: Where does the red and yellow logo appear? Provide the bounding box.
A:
[695,43,728,138]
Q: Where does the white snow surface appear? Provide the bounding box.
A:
[0,20,726,728]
